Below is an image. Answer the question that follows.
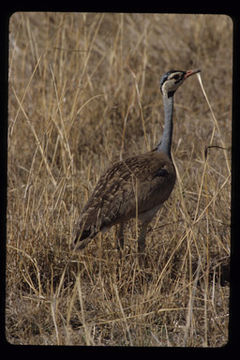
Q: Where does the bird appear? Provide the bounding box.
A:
[72,68,200,255]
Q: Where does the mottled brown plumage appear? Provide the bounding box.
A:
[73,151,176,250]
[72,68,200,253]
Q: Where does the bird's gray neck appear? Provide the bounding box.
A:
[156,94,174,158]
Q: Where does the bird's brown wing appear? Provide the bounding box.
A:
[73,152,176,249]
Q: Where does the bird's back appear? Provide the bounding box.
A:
[73,151,176,249]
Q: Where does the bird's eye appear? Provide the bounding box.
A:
[173,74,180,80]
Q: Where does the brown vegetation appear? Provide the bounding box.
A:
[6,12,231,346]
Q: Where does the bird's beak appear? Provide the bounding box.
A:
[184,69,201,79]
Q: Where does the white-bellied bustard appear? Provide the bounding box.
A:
[72,69,200,257]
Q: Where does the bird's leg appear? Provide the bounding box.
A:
[137,221,149,266]
[137,222,148,267]
[116,223,124,251]
[137,221,149,253]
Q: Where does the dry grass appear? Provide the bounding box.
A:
[6,12,231,346]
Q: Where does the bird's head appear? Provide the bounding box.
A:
[160,69,200,98]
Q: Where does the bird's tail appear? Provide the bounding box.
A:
[72,217,99,251]
[72,235,93,250]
